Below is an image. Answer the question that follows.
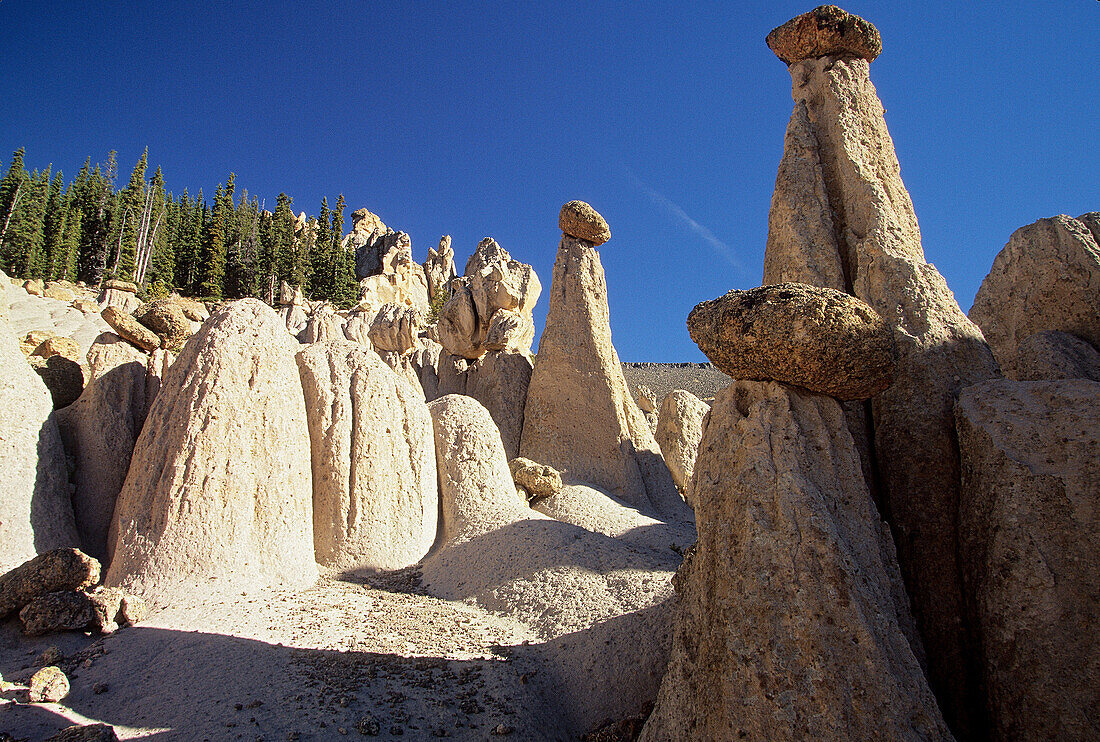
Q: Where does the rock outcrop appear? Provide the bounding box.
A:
[97,280,141,313]
[654,389,709,497]
[134,299,192,350]
[956,379,1099,742]
[57,333,155,563]
[521,233,688,522]
[424,235,457,303]
[106,299,317,601]
[688,283,895,400]
[641,381,949,741]
[298,303,346,344]
[0,320,78,573]
[296,341,437,571]
[969,214,1100,379]
[348,212,430,317]
[368,303,422,355]
[437,350,533,459]
[438,238,541,359]
[762,9,1001,731]
[1013,329,1100,382]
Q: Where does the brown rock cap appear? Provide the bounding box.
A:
[559,200,611,246]
[687,282,895,400]
[766,5,882,65]
[104,279,138,294]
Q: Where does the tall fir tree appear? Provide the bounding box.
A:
[41,171,66,279]
[113,149,147,281]
[0,149,29,272]
[197,183,228,299]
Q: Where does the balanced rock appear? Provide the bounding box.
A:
[57,333,154,563]
[106,299,317,600]
[762,17,1002,731]
[521,236,687,522]
[766,4,882,65]
[956,379,1100,742]
[654,389,709,497]
[134,298,192,349]
[98,281,142,313]
[104,280,137,293]
[0,548,100,618]
[641,381,949,741]
[1014,330,1100,382]
[687,283,895,400]
[508,457,563,501]
[28,666,69,703]
[969,214,1100,379]
[0,322,78,573]
[559,201,611,246]
[296,341,437,571]
[101,305,159,352]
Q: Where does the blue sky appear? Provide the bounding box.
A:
[2,1,1097,361]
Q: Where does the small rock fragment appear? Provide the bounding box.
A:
[28,665,69,703]
[508,458,563,501]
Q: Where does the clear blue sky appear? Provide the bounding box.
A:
[2,1,1097,361]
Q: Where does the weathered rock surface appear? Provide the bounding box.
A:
[969,214,1100,379]
[30,335,81,361]
[1014,330,1100,382]
[351,224,431,317]
[23,278,44,296]
[766,4,882,65]
[764,38,1002,733]
[559,201,611,246]
[44,724,120,742]
[424,235,457,302]
[106,299,317,601]
[134,299,192,349]
[98,281,142,313]
[641,381,949,741]
[56,333,153,563]
[956,379,1099,742]
[277,280,305,306]
[296,341,437,571]
[368,302,422,355]
[689,283,895,400]
[0,549,100,619]
[654,390,709,497]
[0,321,78,573]
[508,458,563,501]
[438,238,541,358]
[459,350,533,460]
[28,666,69,703]
[521,236,691,522]
[100,305,159,352]
[298,304,345,345]
[20,328,59,357]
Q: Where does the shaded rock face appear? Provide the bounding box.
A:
[350,226,430,317]
[0,321,78,573]
[687,283,895,400]
[57,333,159,564]
[30,353,86,409]
[766,4,882,64]
[0,548,100,619]
[106,299,317,601]
[296,341,437,572]
[969,214,1100,379]
[438,238,541,359]
[764,45,1001,733]
[437,350,534,460]
[521,236,690,522]
[956,379,1100,742]
[654,389,709,497]
[1013,330,1100,382]
[641,381,949,742]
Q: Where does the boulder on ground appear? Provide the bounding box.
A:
[28,666,69,703]
[101,306,159,352]
[969,214,1100,379]
[655,390,709,497]
[0,322,78,573]
[106,299,317,601]
[168,294,210,322]
[956,379,1100,742]
[521,236,688,522]
[44,285,76,301]
[559,201,611,246]
[296,341,437,571]
[641,380,948,741]
[1014,330,1100,382]
[44,724,120,742]
[508,458,563,501]
[19,587,128,636]
[0,548,100,619]
[688,283,895,400]
[765,4,882,64]
[31,335,81,362]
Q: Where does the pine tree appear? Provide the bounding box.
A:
[41,171,66,279]
[113,149,147,281]
[12,167,51,278]
[0,148,29,272]
[143,166,173,290]
[56,186,82,282]
[273,192,296,288]
[197,183,228,299]
[310,197,332,298]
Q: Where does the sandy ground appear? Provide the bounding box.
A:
[0,570,585,741]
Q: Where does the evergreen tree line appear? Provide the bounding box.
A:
[0,147,359,307]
